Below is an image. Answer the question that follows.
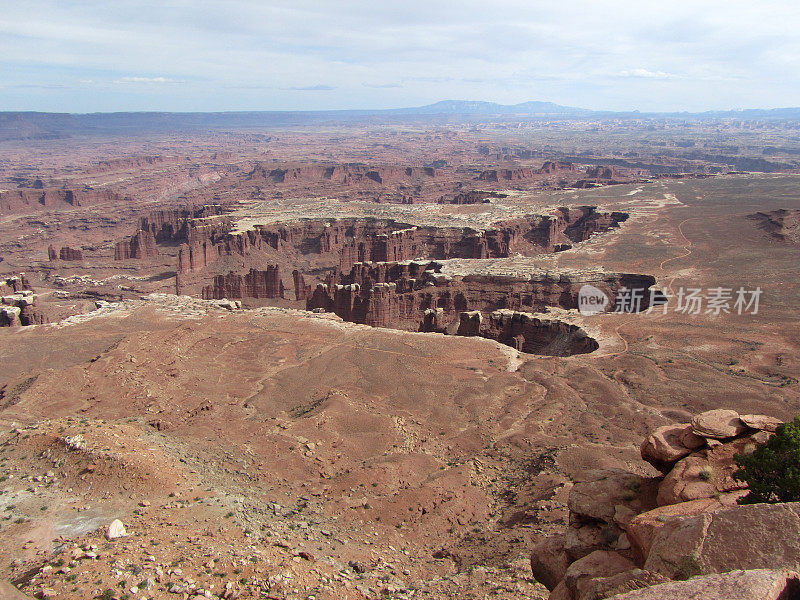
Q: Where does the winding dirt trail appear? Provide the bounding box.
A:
[659,217,694,294]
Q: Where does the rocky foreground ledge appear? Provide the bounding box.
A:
[531,409,800,600]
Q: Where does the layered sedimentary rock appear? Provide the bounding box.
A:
[0,187,126,214]
[116,205,635,333]
[247,164,440,186]
[202,267,284,300]
[312,260,655,324]
[0,275,29,295]
[476,161,577,182]
[438,191,508,204]
[114,230,159,260]
[292,270,309,301]
[541,160,577,174]
[305,261,653,353]
[138,206,225,244]
[479,310,599,355]
[0,276,45,326]
[48,245,83,261]
[586,165,625,179]
[174,207,628,282]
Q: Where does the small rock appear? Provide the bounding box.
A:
[106,519,127,540]
[297,551,315,561]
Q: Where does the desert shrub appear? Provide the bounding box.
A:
[674,552,704,580]
[698,465,714,481]
[734,415,800,504]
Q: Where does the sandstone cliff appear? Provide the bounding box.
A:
[114,230,159,260]
[202,266,284,300]
[48,245,83,261]
[0,187,126,214]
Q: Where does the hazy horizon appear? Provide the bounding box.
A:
[5,99,800,117]
[2,1,799,113]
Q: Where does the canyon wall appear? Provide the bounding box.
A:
[478,310,599,356]
[139,205,226,244]
[247,164,440,186]
[476,161,577,182]
[201,266,284,300]
[48,246,84,261]
[0,188,126,214]
[173,206,627,283]
[306,261,656,332]
[114,230,159,260]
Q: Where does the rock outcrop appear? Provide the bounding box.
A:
[608,569,800,600]
[138,205,225,244]
[639,423,705,473]
[748,208,800,245]
[438,191,508,204]
[0,187,125,214]
[114,229,159,260]
[48,245,83,261]
[477,161,576,182]
[691,408,748,439]
[306,260,655,347]
[247,164,441,186]
[480,310,599,355]
[292,270,309,301]
[202,267,284,300]
[171,206,634,308]
[1,276,45,326]
[531,409,790,599]
[644,503,800,579]
[175,207,628,279]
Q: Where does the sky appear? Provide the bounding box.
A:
[1,0,799,113]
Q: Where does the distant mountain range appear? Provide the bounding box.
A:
[2,101,800,140]
[391,100,592,115]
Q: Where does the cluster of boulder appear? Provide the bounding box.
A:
[531,409,800,600]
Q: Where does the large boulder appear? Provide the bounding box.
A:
[531,534,571,591]
[578,569,668,600]
[640,423,705,472]
[0,581,35,599]
[656,437,751,506]
[565,523,609,561]
[691,409,746,439]
[549,581,573,600]
[563,551,635,599]
[644,502,800,579]
[569,469,660,524]
[564,469,660,560]
[739,414,783,433]
[625,495,742,565]
[606,569,800,600]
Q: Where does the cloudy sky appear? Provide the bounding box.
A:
[1,0,798,113]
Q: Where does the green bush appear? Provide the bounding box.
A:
[734,415,800,504]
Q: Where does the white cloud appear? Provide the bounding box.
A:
[286,84,336,91]
[1,1,800,111]
[617,69,678,80]
[113,76,184,85]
